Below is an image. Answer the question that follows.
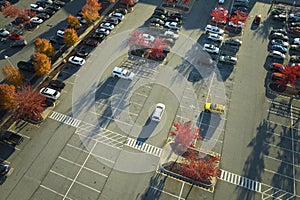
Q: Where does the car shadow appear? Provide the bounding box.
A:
[136,118,158,143]
[0,142,15,162]
[197,111,221,141]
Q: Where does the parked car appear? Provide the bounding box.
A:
[48,79,65,91]
[167,16,182,23]
[53,0,65,7]
[77,16,86,24]
[46,4,60,12]
[75,47,90,58]
[0,130,24,145]
[115,8,127,15]
[40,87,60,99]
[164,21,181,30]
[207,33,223,42]
[270,32,289,41]
[30,4,44,12]
[57,30,64,38]
[205,24,224,35]
[224,38,242,46]
[232,6,248,13]
[270,63,286,72]
[17,61,35,72]
[150,18,164,26]
[92,32,106,41]
[271,45,288,53]
[170,12,183,20]
[151,103,165,122]
[35,1,50,8]
[205,102,225,114]
[219,55,237,64]
[104,17,119,25]
[290,22,300,27]
[271,72,286,81]
[36,12,50,20]
[203,43,220,54]
[0,163,11,176]
[0,28,9,37]
[272,14,286,21]
[10,39,27,47]
[270,39,289,48]
[161,30,179,39]
[99,22,114,30]
[24,22,39,31]
[293,38,300,44]
[154,7,168,15]
[112,67,135,80]
[43,98,55,107]
[8,33,22,40]
[152,14,167,21]
[84,38,99,47]
[289,26,300,34]
[290,55,300,63]
[268,50,286,59]
[30,16,44,24]
[289,13,300,20]
[68,56,86,65]
[42,8,56,15]
[108,12,124,21]
[271,9,285,16]
[95,28,110,35]
[271,28,287,35]
[290,44,300,51]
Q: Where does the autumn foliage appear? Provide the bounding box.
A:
[63,28,79,46]
[66,14,81,29]
[149,38,168,60]
[0,84,16,110]
[81,0,101,24]
[170,121,201,154]
[18,8,35,23]
[120,0,135,6]
[33,52,51,75]
[2,66,23,87]
[14,85,45,120]
[0,1,19,18]
[210,6,230,24]
[275,64,300,86]
[34,38,55,56]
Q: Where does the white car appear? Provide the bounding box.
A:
[30,4,44,12]
[30,17,43,24]
[203,43,220,54]
[208,33,223,42]
[112,67,135,80]
[205,24,224,35]
[151,103,165,122]
[162,30,179,39]
[228,21,245,28]
[39,87,60,99]
[268,50,286,59]
[95,28,110,35]
[77,16,86,24]
[293,38,300,45]
[140,33,155,43]
[99,22,114,30]
[289,13,300,20]
[164,22,181,30]
[0,28,9,37]
[57,30,64,38]
[68,56,86,66]
[109,12,124,21]
[218,0,224,3]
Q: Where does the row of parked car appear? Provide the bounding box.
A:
[202,24,241,65]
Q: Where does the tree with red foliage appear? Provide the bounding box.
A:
[210,6,230,24]
[149,38,168,60]
[18,8,35,24]
[183,0,191,3]
[0,1,19,18]
[180,153,221,184]
[170,121,201,154]
[128,29,145,49]
[275,65,300,87]
[14,85,46,121]
[229,10,249,25]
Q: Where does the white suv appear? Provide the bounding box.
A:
[39,87,60,99]
[205,24,224,35]
[112,67,135,80]
[151,103,165,122]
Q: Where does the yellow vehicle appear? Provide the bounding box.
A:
[205,103,225,114]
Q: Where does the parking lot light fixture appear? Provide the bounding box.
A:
[4,55,15,68]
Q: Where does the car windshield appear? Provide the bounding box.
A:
[123,70,130,76]
[210,103,217,110]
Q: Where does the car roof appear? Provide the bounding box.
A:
[42,87,56,95]
[113,67,123,73]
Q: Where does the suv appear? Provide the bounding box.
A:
[205,24,224,35]
[151,103,165,122]
[219,55,237,64]
[112,67,135,80]
[17,61,35,72]
[39,87,61,99]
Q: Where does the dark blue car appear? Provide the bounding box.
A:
[271,45,288,53]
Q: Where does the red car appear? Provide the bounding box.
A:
[272,72,287,82]
[270,63,286,72]
[289,26,300,34]
[84,38,99,47]
[9,33,22,40]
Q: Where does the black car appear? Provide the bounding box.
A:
[288,17,300,23]
[170,13,183,20]
[53,0,65,7]
[232,6,248,13]
[0,130,24,145]
[270,28,287,35]
[150,18,164,26]
[224,38,242,46]
[92,32,106,41]
[155,7,167,15]
[48,79,65,90]
[36,12,50,20]
[10,40,28,48]
[43,98,55,107]
[290,22,300,27]
[75,47,90,58]
[115,8,127,15]
[167,16,182,23]
[24,22,39,30]
[270,9,285,16]
[151,14,167,21]
[290,55,300,63]
[17,61,35,72]
[273,14,286,22]
[49,36,64,45]
[0,163,10,176]
[35,1,49,8]
[42,8,56,15]
[46,4,60,12]
[104,17,119,25]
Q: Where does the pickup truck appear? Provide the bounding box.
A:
[0,131,24,145]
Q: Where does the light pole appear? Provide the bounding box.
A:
[4,55,15,68]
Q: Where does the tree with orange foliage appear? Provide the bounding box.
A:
[2,66,23,87]
[120,0,135,7]
[0,1,19,18]
[170,121,201,154]
[14,85,45,121]
[0,84,16,110]
[81,0,101,24]
[63,28,78,46]
[183,0,190,3]
[32,52,51,75]
[66,14,81,29]
[34,38,55,56]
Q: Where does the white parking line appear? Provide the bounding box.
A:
[94,101,139,116]
[178,183,185,200]
[264,154,300,168]
[89,111,134,127]
[265,130,299,142]
[40,185,73,200]
[264,142,300,155]
[264,168,299,182]
[150,186,185,200]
